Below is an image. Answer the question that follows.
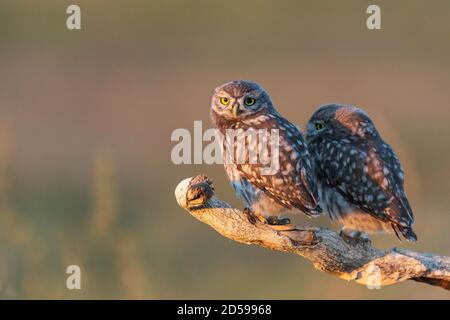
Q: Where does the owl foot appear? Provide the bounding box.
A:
[244,209,296,230]
[266,216,290,225]
[266,216,296,231]
[243,207,267,224]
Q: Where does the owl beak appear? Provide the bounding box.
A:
[232,104,244,118]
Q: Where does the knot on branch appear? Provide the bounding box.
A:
[186,175,214,208]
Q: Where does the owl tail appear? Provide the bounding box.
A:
[392,224,418,242]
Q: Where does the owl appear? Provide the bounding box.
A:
[210,80,321,229]
[306,104,417,241]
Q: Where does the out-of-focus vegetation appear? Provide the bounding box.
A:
[0,0,449,299]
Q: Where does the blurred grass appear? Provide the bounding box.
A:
[0,0,449,299]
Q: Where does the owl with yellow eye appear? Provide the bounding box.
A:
[210,80,322,229]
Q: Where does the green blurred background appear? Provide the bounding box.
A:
[0,0,449,299]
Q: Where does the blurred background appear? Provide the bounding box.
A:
[0,0,449,299]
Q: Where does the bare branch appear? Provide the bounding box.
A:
[175,175,450,290]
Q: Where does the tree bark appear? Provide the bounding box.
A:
[175,174,450,290]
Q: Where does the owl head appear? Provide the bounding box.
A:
[306,104,378,141]
[210,80,274,122]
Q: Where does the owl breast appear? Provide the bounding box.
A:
[225,163,288,217]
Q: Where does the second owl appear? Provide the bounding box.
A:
[306,104,417,241]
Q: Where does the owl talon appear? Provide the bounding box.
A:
[243,208,267,224]
[265,216,296,230]
[245,210,293,228]
[257,215,268,224]
[266,216,291,225]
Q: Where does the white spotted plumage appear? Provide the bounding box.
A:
[306,103,417,241]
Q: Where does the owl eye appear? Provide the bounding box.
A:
[315,122,325,130]
[244,97,256,106]
[220,97,230,105]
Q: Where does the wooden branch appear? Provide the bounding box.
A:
[175,174,450,290]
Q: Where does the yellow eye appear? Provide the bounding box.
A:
[220,97,230,105]
[244,97,256,106]
[315,122,325,130]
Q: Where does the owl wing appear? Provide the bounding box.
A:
[234,117,321,216]
[319,139,415,237]
[378,142,416,240]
